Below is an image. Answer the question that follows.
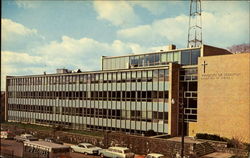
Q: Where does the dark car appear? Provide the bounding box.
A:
[44,138,63,144]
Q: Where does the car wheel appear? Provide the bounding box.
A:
[71,149,75,153]
[100,154,105,158]
[84,152,88,155]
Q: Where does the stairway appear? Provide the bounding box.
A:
[194,141,216,157]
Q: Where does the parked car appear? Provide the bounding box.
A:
[99,146,135,158]
[70,143,102,155]
[14,134,38,142]
[145,153,164,158]
[44,137,63,144]
[0,131,15,139]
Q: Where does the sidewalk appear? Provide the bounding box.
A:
[201,152,234,158]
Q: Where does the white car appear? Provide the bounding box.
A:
[99,146,135,158]
[1,131,15,139]
[70,143,102,155]
[145,153,164,158]
[14,134,38,142]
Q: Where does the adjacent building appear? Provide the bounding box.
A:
[190,53,250,143]
[6,44,249,142]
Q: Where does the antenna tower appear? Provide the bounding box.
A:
[187,0,202,48]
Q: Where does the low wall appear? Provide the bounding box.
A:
[2,124,197,157]
[201,140,249,157]
[5,124,249,157]
[106,132,196,158]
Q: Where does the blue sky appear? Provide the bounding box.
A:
[1,0,250,90]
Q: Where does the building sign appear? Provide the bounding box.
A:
[200,60,241,80]
[201,72,241,80]
[201,61,208,73]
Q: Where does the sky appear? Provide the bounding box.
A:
[1,0,250,91]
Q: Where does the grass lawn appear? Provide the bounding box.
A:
[2,122,104,137]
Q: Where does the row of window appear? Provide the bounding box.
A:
[8,70,169,86]
[9,104,53,114]
[8,117,167,134]
[9,104,168,122]
[9,91,169,102]
[129,52,180,67]
[103,49,200,70]
[179,68,198,122]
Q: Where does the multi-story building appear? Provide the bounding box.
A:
[5,44,231,137]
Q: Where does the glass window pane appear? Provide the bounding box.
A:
[191,49,200,65]
[111,58,116,69]
[149,54,155,66]
[173,52,180,63]
[148,70,152,77]
[167,53,173,62]
[161,53,167,63]
[181,50,190,65]
[155,54,160,65]
[138,55,144,66]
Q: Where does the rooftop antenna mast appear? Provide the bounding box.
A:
[187,0,202,48]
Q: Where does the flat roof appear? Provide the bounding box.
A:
[102,46,201,59]
[6,65,198,79]
[24,140,69,149]
[6,65,171,78]
[109,146,129,150]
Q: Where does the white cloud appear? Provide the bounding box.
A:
[93,1,140,27]
[117,14,189,48]
[35,36,144,71]
[1,51,46,91]
[131,1,183,15]
[2,18,38,41]
[202,11,249,47]
[1,18,45,52]
[1,36,150,91]
[117,3,249,49]
[2,51,43,65]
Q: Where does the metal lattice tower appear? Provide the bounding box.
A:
[187,0,202,48]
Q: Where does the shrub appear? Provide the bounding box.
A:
[245,143,250,151]
[144,130,156,136]
[195,133,227,142]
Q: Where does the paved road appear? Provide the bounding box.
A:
[0,139,100,158]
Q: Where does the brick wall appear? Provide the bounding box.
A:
[106,132,195,157]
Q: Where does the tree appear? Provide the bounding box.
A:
[227,43,250,54]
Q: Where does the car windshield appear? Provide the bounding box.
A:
[124,149,132,153]
[86,145,96,148]
[26,136,35,139]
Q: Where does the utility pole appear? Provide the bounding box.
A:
[187,0,202,48]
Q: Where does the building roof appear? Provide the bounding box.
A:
[147,153,164,157]
[102,45,201,59]
[24,140,69,149]
[78,143,93,146]
[108,146,130,150]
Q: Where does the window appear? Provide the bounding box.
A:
[173,51,180,63]
[161,53,167,63]
[167,52,173,62]
[181,50,190,65]
[191,49,200,65]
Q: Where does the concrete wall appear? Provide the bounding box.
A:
[168,63,180,136]
[197,53,250,143]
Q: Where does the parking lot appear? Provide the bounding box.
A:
[0,139,100,158]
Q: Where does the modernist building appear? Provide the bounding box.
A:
[6,44,237,138]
